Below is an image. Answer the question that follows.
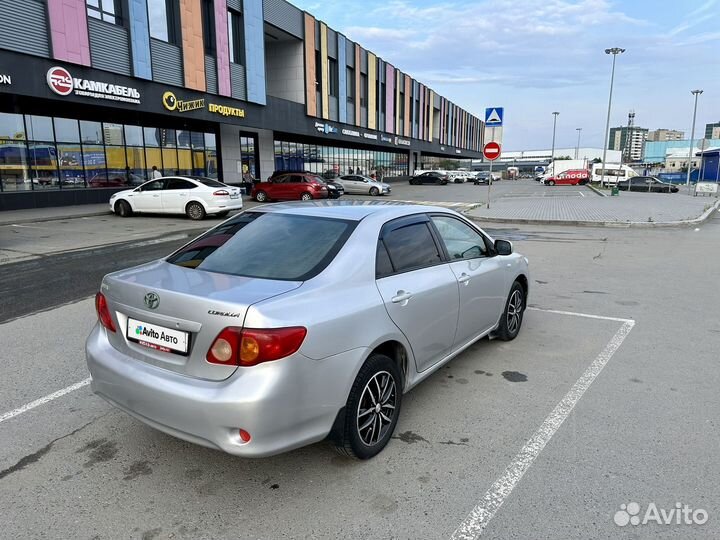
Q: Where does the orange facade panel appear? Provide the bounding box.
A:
[304,14,317,117]
[180,0,205,91]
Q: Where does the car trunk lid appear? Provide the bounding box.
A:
[101,260,301,381]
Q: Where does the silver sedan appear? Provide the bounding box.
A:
[86,202,529,459]
[336,174,391,195]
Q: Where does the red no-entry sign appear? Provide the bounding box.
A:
[483,141,501,161]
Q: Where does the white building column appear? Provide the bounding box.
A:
[219,124,276,183]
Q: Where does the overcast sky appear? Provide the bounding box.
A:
[290,0,720,150]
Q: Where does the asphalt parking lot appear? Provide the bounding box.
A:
[1,182,719,539]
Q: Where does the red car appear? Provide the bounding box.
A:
[251,172,329,202]
[544,169,590,186]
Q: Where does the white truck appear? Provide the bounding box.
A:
[536,159,588,181]
[590,163,638,185]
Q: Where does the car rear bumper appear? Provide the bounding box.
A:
[86,325,365,457]
[205,199,243,212]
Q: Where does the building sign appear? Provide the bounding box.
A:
[395,137,411,147]
[162,91,204,112]
[315,122,338,134]
[342,128,360,137]
[46,66,141,104]
[208,103,244,117]
[363,133,378,140]
[381,135,393,143]
[0,74,10,85]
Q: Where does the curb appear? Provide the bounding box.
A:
[0,210,111,227]
[466,199,720,229]
[586,184,607,197]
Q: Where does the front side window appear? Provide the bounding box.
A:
[140,179,165,191]
[87,0,121,24]
[382,222,442,274]
[431,215,488,260]
[167,212,357,281]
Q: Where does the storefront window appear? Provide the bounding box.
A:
[26,116,54,142]
[102,145,127,188]
[160,129,176,147]
[58,144,85,188]
[126,147,146,183]
[103,123,124,146]
[177,148,193,175]
[125,125,143,146]
[162,147,178,175]
[143,127,161,147]
[192,149,205,176]
[27,142,59,189]
[82,144,107,185]
[190,132,204,149]
[80,121,103,144]
[54,118,80,143]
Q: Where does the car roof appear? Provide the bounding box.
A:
[247,201,456,221]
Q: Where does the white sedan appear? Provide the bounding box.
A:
[109,176,242,220]
[336,174,391,195]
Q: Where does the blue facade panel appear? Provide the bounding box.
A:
[128,0,152,79]
[337,34,347,124]
[243,0,266,105]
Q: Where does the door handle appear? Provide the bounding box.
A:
[153,194,160,197]
[391,291,413,304]
[458,273,470,284]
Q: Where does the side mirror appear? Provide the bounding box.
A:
[494,239,513,256]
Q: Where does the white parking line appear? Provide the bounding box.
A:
[0,378,91,425]
[528,306,633,323]
[451,311,635,539]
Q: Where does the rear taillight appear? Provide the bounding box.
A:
[213,190,229,196]
[206,327,307,367]
[95,292,116,333]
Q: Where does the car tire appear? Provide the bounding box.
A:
[547,180,555,186]
[496,281,525,341]
[115,200,132,218]
[185,201,206,221]
[300,192,313,201]
[335,353,403,460]
[369,187,380,196]
[441,181,448,185]
[409,179,417,185]
[254,190,268,202]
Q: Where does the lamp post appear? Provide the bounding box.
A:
[550,112,559,174]
[599,47,625,188]
[686,89,703,190]
[575,128,582,160]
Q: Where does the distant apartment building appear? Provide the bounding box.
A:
[609,126,648,162]
[647,129,684,142]
[705,122,720,139]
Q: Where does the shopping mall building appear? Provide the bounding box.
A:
[0,0,485,210]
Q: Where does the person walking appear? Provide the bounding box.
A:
[151,166,162,179]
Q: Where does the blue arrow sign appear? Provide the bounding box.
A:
[485,107,504,126]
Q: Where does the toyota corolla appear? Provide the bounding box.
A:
[86,202,529,459]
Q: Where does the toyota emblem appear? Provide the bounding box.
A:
[144,292,160,310]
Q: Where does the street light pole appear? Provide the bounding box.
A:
[686,89,703,191]
[550,112,559,174]
[575,128,582,160]
[599,47,625,188]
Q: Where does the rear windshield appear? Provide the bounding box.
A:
[166,212,357,281]
[190,177,226,187]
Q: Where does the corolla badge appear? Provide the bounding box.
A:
[144,292,160,310]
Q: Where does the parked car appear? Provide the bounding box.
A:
[617,176,679,193]
[86,203,529,459]
[324,178,345,199]
[473,172,494,185]
[543,169,590,186]
[410,171,449,185]
[252,172,330,202]
[109,176,242,220]
[337,174,391,195]
[89,171,145,188]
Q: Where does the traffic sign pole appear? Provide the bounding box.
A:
[487,159,493,209]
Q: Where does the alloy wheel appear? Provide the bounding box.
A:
[507,289,523,334]
[356,371,397,446]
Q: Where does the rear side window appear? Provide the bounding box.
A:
[167,212,357,281]
[382,223,442,274]
[375,241,394,278]
[191,177,225,187]
[166,178,196,190]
